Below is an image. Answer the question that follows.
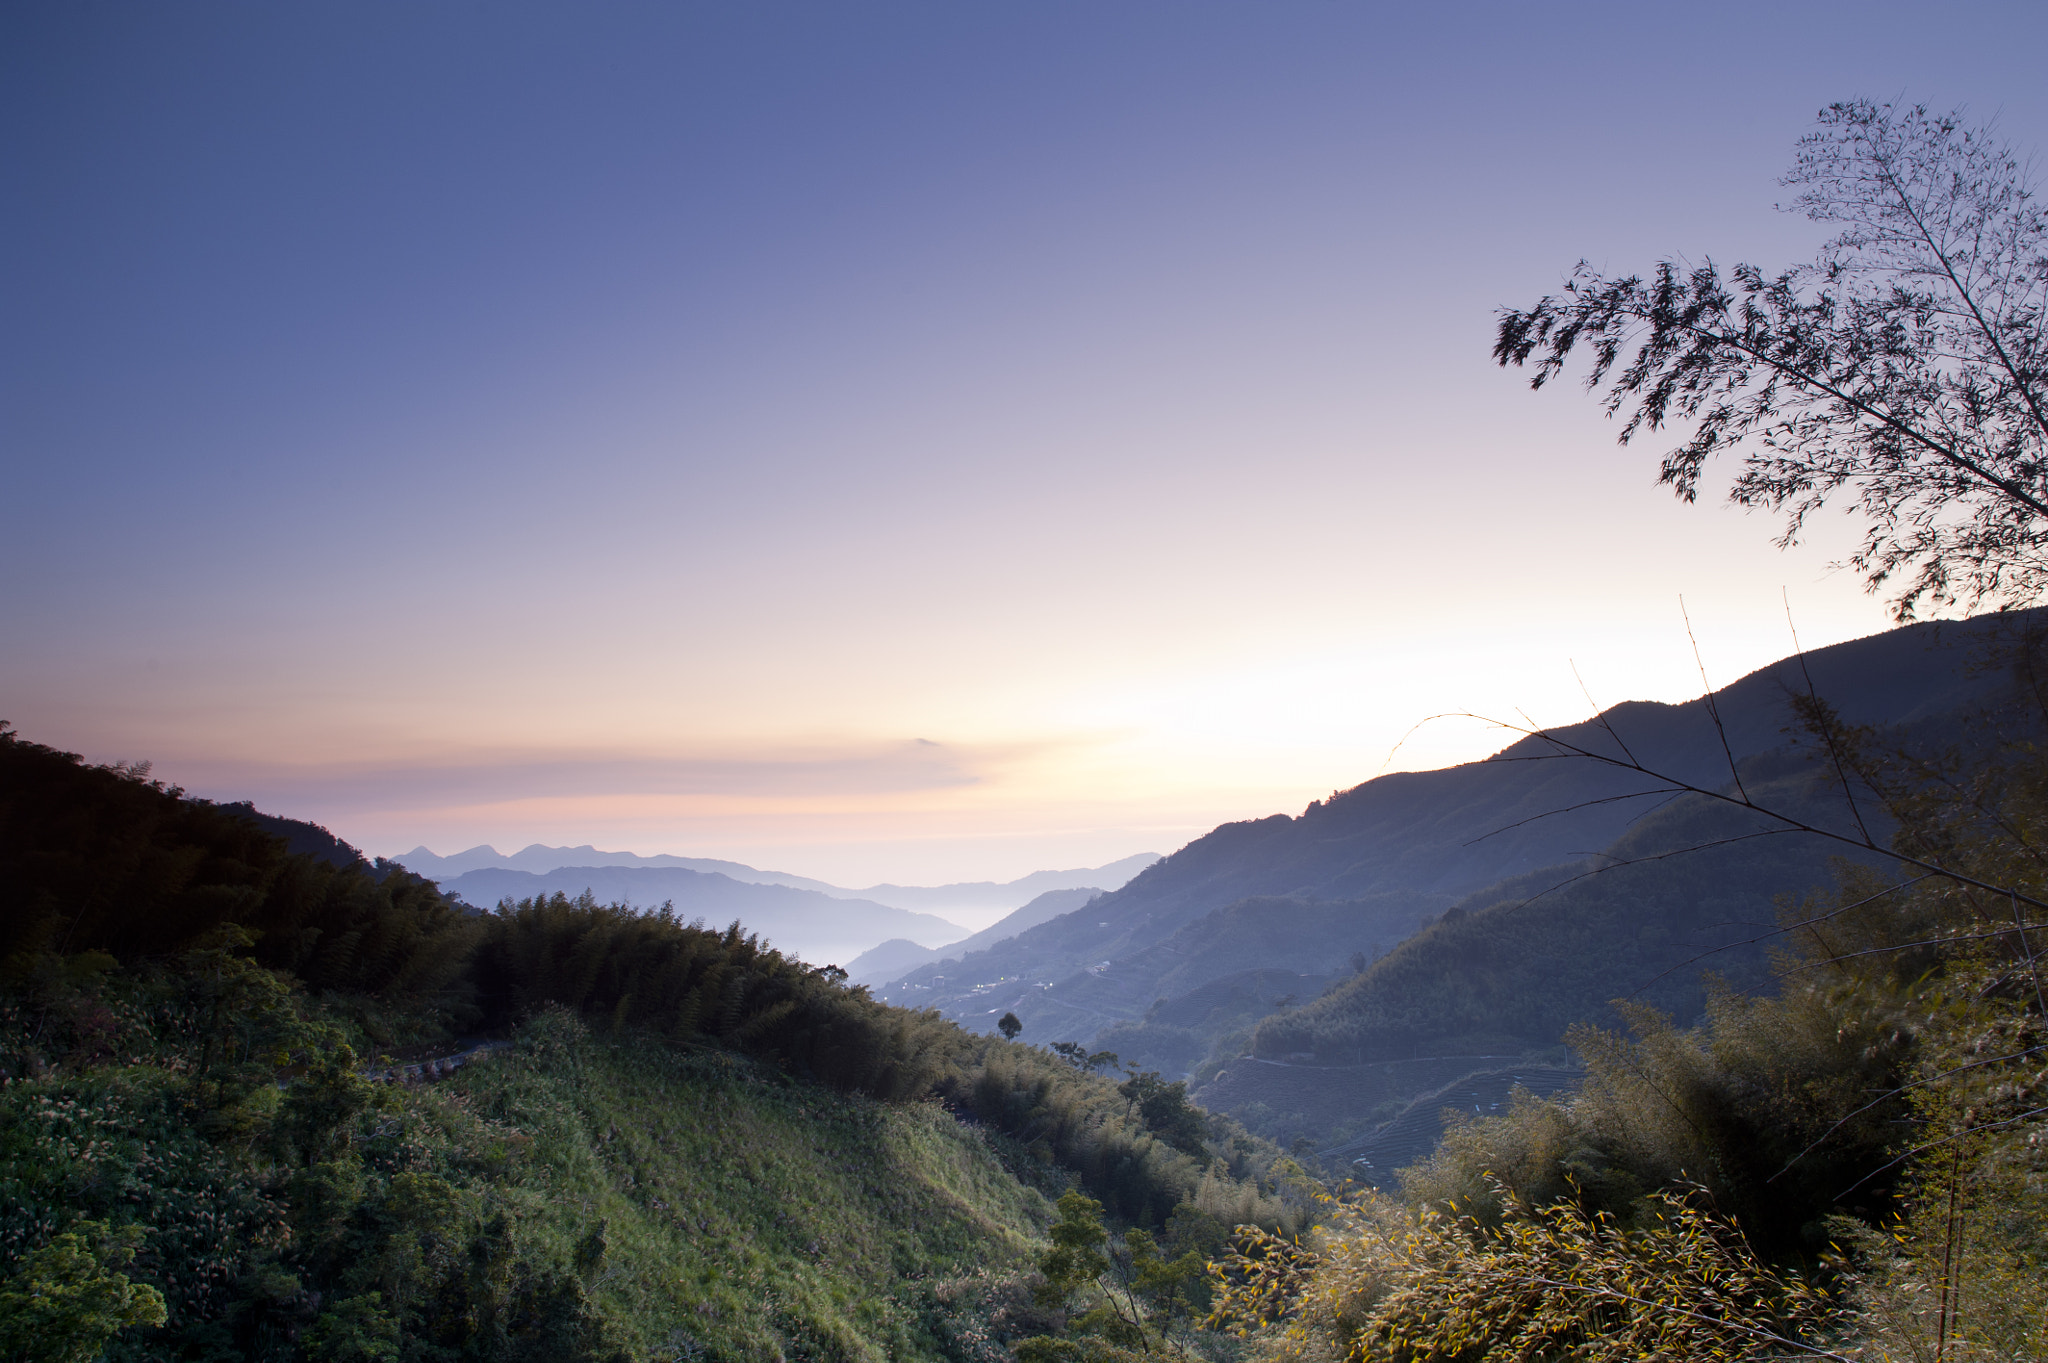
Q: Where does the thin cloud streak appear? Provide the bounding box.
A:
[162,738,1057,813]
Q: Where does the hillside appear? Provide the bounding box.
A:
[882,892,1443,1053]
[898,613,2019,1015]
[0,728,1301,1362]
[1246,755,1881,1066]
[3,996,1059,1361]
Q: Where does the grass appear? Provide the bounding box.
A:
[456,1009,1056,1361]
[1,987,1063,1363]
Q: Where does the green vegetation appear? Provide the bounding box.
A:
[0,970,1052,1362]
[1015,1190,1230,1363]
[0,1222,167,1363]
[0,726,1304,1361]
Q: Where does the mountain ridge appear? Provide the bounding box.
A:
[847,884,1109,986]
[879,611,2039,1100]
[435,863,969,969]
[394,845,1161,925]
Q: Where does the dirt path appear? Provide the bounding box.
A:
[362,1039,512,1084]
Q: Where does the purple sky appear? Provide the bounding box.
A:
[6,2,2045,884]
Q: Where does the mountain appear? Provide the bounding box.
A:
[845,885,1108,986]
[847,853,1161,921]
[220,800,385,872]
[393,842,845,894]
[395,846,1161,928]
[876,610,2043,1149]
[878,888,1443,1043]
[435,864,968,968]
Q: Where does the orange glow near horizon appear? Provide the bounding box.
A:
[9,5,2033,887]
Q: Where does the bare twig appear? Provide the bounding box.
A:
[1770,1043,2048,1183]
[1784,589,1876,847]
[1452,711,2048,915]
[1684,595,1751,804]
[1836,1106,2048,1198]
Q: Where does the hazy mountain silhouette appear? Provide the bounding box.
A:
[846,885,1107,985]
[396,846,1160,924]
[436,864,968,969]
[847,854,1160,916]
[394,843,844,894]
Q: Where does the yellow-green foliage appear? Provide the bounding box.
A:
[1313,692,2048,1361]
[1394,978,1918,1256]
[0,1220,167,1363]
[1209,1185,1838,1362]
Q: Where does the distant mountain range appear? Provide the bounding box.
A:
[391,849,1161,974]
[393,843,846,894]
[394,845,1157,923]
[426,865,961,970]
[845,885,1108,986]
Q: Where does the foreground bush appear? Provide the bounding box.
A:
[1208,1184,1839,1362]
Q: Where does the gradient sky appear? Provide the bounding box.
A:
[6,2,2046,885]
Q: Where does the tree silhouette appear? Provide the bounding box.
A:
[1497,101,2047,620]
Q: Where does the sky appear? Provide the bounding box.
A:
[5,1,2046,886]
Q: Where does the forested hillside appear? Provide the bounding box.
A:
[0,729,1301,1362]
[1246,756,1885,1066]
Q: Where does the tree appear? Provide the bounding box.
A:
[1021,1192,1153,1360]
[1051,1041,1119,1073]
[998,1011,1022,1040]
[1496,101,2047,619]
[1117,1070,1210,1158]
[1033,1192,1113,1311]
[0,1222,167,1363]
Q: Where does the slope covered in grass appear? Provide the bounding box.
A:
[0,727,1302,1361]
[0,967,1063,1362]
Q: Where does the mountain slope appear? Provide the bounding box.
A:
[887,891,1446,1045]
[886,611,2029,1039]
[1246,755,1883,1066]
[1082,612,2013,922]
[847,886,1108,986]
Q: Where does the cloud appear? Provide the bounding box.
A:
[164,738,1016,816]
